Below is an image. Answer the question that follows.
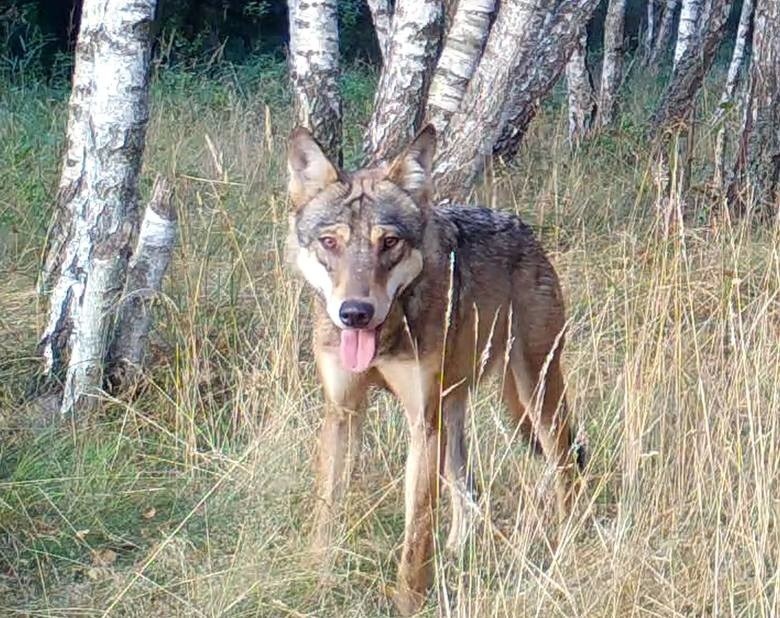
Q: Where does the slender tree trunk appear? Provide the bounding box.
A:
[674,0,704,68]
[644,0,658,59]
[713,0,754,183]
[433,0,602,197]
[288,0,341,162]
[565,29,596,144]
[727,0,780,216]
[650,0,733,137]
[365,0,443,161]
[109,177,177,389]
[647,0,680,68]
[367,0,392,63]
[596,0,628,128]
[426,0,496,133]
[38,0,157,417]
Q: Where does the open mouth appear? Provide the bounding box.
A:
[339,326,381,373]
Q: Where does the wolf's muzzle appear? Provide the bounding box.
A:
[339,299,375,328]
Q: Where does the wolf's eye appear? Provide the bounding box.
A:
[382,236,400,250]
[319,236,338,251]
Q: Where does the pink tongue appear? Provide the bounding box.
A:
[339,329,377,373]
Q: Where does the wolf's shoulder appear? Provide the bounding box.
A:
[432,204,537,248]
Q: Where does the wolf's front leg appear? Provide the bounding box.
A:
[379,359,444,616]
[311,351,369,573]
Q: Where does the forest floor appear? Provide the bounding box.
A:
[1,58,779,616]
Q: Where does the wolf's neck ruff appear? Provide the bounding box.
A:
[339,328,377,373]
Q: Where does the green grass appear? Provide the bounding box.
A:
[1,58,779,616]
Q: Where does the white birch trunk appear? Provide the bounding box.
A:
[647,0,680,67]
[288,0,341,162]
[644,0,657,59]
[109,177,177,387]
[493,0,603,159]
[367,0,392,63]
[39,0,157,417]
[426,0,496,133]
[364,0,443,161]
[650,0,733,136]
[565,29,596,144]
[674,0,704,68]
[596,0,627,128]
[714,0,754,183]
[434,0,601,197]
[727,0,780,214]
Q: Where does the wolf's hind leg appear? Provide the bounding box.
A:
[311,353,369,571]
[510,349,578,527]
[443,392,476,556]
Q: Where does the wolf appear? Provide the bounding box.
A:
[287,125,583,615]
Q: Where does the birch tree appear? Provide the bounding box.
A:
[364,0,443,161]
[727,0,780,215]
[596,0,628,128]
[109,177,177,388]
[426,0,496,133]
[650,0,733,136]
[38,0,158,417]
[713,0,755,183]
[644,0,658,59]
[288,0,341,162]
[367,0,392,63]
[647,0,680,68]
[674,0,704,68]
[565,29,596,143]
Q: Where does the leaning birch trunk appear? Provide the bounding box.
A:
[434,0,602,197]
[288,0,341,162]
[38,0,156,417]
[674,0,704,68]
[493,0,603,160]
[647,0,680,68]
[109,177,176,388]
[713,0,754,183]
[426,0,496,133]
[367,0,392,63]
[565,29,596,144]
[364,0,443,161]
[596,0,627,128]
[727,0,780,215]
[650,0,733,137]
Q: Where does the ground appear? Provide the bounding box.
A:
[0,59,778,616]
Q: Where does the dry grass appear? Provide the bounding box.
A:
[1,62,779,616]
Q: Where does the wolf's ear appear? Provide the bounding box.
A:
[288,127,340,208]
[387,124,436,203]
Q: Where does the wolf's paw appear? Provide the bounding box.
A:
[385,583,427,616]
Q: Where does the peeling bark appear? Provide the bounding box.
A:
[650,0,733,137]
[367,0,392,63]
[109,177,177,388]
[433,0,601,198]
[38,0,157,417]
[674,0,704,68]
[289,0,341,162]
[565,29,596,144]
[596,0,627,128]
[727,0,780,215]
[647,0,680,67]
[426,0,496,133]
[645,0,658,59]
[365,0,443,162]
[714,0,754,184]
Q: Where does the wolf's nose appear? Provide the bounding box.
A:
[339,300,375,328]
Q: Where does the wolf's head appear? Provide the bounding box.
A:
[287,126,436,373]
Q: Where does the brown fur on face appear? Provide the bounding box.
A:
[288,125,584,616]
